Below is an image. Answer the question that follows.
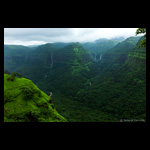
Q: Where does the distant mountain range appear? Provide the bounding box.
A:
[4,36,146,122]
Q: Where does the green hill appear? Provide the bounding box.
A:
[4,36,146,122]
[74,36,146,121]
[53,42,92,74]
[4,73,67,122]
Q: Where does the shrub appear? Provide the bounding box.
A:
[4,70,11,75]
[6,72,20,81]
[11,72,23,78]
[21,86,34,100]
[7,76,15,81]
[6,72,23,82]
[16,73,23,78]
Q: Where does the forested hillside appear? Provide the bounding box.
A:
[75,37,146,121]
[4,35,146,122]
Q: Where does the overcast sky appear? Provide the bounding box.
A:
[4,28,140,46]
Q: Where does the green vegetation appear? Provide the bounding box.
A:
[4,35,146,122]
[136,28,146,47]
[82,38,123,54]
[4,74,67,122]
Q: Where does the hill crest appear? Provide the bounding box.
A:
[4,73,67,122]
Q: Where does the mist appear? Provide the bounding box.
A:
[4,28,140,46]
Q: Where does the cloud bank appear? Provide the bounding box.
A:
[4,28,139,46]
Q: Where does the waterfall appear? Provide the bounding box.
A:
[51,51,53,68]
[100,54,102,61]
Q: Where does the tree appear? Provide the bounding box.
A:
[136,28,146,47]
[4,70,10,75]
[11,72,23,78]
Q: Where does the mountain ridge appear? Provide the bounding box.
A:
[4,36,146,122]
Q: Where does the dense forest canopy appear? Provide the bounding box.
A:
[4,28,146,122]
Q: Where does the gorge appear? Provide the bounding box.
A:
[4,35,146,122]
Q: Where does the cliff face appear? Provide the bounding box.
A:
[4,74,67,122]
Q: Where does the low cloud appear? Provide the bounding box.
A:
[4,28,139,46]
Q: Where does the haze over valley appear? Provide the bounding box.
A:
[4,28,146,122]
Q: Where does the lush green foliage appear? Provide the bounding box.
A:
[4,36,146,122]
[136,28,146,47]
[4,74,67,122]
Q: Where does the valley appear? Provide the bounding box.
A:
[4,35,146,122]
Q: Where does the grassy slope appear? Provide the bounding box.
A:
[4,74,67,122]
